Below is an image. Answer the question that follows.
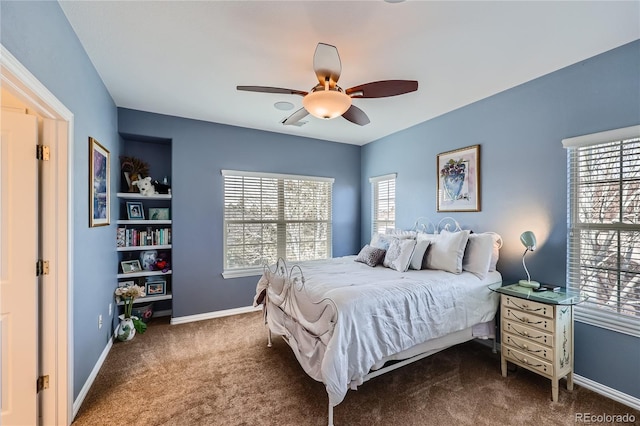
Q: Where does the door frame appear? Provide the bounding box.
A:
[1,45,73,425]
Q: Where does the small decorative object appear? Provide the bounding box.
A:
[121,259,142,274]
[140,250,158,271]
[152,255,170,273]
[152,179,171,194]
[148,208,170,220]
[120,156,150,192]
[114,283,147,341]
[518,231,540,289]
[89,137,110,227]
[145,280,166,296]
[126,202,145,220]
[437,144,480,212]
[132,176,157,196]
[131,303,154,323]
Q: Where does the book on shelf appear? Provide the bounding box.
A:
[540,284,561,292]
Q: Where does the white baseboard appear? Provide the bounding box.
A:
[170,304,262,325]
[573,374,640,411]
[72,334,114,419]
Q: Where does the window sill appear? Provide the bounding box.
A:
[222,268,263,279]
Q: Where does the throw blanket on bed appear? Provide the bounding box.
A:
[256,256,500,406]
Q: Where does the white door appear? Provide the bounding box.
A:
[1,109,39,425]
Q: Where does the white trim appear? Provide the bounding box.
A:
[573,374,640,411]
[562,125,640,148]
[222,268,262,279]
[1,44,74,426]
[72,336,114,418]
[368,172,397,183]
[170,305,262,325]
[221,169,335,183]
[575,308,640,338]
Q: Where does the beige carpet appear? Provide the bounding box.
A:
[72,312,639,426]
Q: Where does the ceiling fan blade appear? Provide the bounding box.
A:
[313,43,341,88]
[342,105,370,126]
[346,80,418,98]
[282,107,310,126]
[237,86,307,97]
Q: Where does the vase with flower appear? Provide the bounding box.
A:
[115,284,148,341]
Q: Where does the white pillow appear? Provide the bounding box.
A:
[409,233,434,270]
[383,238,417,272]
[486,232,502,271]
[462,233,495,279]
[370,233,395,250]
[385,229,417,239]
[425,229,471,274]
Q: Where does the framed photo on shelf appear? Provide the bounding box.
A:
[126,201,145,220]
[89,137,110,227]
[437,144,481,212]
[118,280,135,288]
[148,207,170,220]
[121,260,142,274]
[146,280,166,296]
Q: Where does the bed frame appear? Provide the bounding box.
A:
[258,217,500,426]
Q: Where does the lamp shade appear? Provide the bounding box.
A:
[302,89,352,120]
[520,231,537,251]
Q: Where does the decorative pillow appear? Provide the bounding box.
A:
[370,233,395,250]
[385,229,418,239]
[486,232,502,271]
[462,233,495,279]
[409,233,433,270]
[383,238,417,272]
[355,245,387,267]
[425,229,471,274]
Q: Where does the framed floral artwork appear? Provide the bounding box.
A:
[437,144,480,212]
[89,137,110,227]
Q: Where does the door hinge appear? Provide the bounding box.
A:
[36,145,50,161]
[36,260,50,276]
[37,375,49,393]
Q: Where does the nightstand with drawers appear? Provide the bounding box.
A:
[489,283,586,402]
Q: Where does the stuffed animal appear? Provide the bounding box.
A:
[131,176,156,196]
[151,179,171,194]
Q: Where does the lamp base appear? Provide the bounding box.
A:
[519,279,540,289]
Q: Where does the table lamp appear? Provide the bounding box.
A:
[519,231,540,289]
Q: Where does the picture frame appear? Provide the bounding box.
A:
[126,201,145,220]
[118,280,135,288]
[120,260,142,274]
[148,207,170,220]
[145,280,166,296]
[89,137,110,227]
[437,144,481,212]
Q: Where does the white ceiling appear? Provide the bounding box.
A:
[59,1,639,146]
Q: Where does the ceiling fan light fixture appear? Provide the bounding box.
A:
[303,89,352,120]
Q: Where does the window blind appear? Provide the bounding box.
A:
[564,126,640,336]
[222,170,333,277]
[370,173,396,235]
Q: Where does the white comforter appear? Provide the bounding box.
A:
[257,256,501,406]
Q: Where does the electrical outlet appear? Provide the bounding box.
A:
[108,303,112,316]
[98,314,103,329]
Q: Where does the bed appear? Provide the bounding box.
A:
[253,218,502,425]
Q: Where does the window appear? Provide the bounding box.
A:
[370,173,396,235]
[563,125,640,337]
[222,170,333,278]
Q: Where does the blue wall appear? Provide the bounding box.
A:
[1,1,119,400]
[361,40,640,398]
[117,109,361,317]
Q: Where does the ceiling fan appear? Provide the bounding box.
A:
[237,43,418,126]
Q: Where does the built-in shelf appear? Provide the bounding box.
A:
[117,244,172,252]
[117,293,173,305]
[117,192,171,199]
[117,269,172,279]
[117,219,172,225]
